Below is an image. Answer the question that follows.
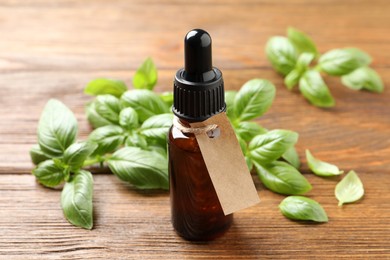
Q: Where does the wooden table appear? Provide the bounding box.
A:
[1,0,389,258]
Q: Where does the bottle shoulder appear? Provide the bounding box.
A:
[168,125,200,152]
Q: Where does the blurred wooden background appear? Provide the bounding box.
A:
[0,0,389,258]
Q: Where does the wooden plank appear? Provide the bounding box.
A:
[0,173,389,258]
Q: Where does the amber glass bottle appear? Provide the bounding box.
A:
[168,29,233,241]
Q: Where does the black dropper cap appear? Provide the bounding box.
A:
[173,29,225,122]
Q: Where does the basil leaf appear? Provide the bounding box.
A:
[284,53,315,90]
[254,161,312,195]
[84,78,127,98]
[30,144,51,165]
[225,91,237,121]
[38,99,78,157]
[306,149,343,177]
[85,101,112,128]
[344,48,372,65]
[32,160,66,188]
[88,125,124,155]
[236,121,268,142]
[265,36,297,76]
[287,27,319,56]
[335,170,364,206]
[299,70,335,107]
[282,146,300,169]
[159,92,173,107]
[119,107,139,130]
[63,142,98,171]
[245,156,253,172]
[279,196,328,222]
[284,69,301,90]
[140,113,173,143]
[249,129,298,163]
[318,49,370,76]
[108,147,169,190]
[234,79,276,121]
[133,58,157,90]
[125,132,148,149]
[121,90,169,122]
[61,170,93,229]
[94,95,121,124]
[341,67,384,93]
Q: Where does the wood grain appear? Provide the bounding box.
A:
[0,0,389,258]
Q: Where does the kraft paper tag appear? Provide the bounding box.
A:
[190,112,260,215]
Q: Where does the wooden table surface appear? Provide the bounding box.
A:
[1,0,390,259]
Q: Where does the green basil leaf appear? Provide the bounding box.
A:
[284,69,301,90]
[30,144,51,165]
[306,149,343,177]
[284,53,315,90]
[318,49,370,76]
[225,91,237,121]
[249,130,298,163]
[245,156,253,172]
[121,90,169,122]
[94,95,121,124]
[125,132,148,149]
[133,58,158,90]
[341,67,384,93]
[299,70,335,107]
[88,125,124,155]
[147,145,167,157]
[140,114,173,143]
[282,146,300,169]
[265,36,297,76]
[84,78,127,98]
[119,107,139,130]
[38,99,78,157]
[287,27,319,56]
[85,101,112,128]
[108,147,169,190]
[61,170,93,229]
[344,48,372,65]
[32,160,66,188]
[235,121,268,142]
[254,161,312,195]
[159,92,174,107]
[279,196,328,222]
[234,79,276,121]
[335,170,364,206]
[63,142,98,171]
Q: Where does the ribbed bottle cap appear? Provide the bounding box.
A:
[173,29,225,122]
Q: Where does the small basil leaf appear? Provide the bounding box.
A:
[225,91,237,121]
[84,78,127,98]
[159,92,173,107]
[335,170,364,206]
[119,107,139,130]
[234,79,276,121]
[344,48,372,65]
[284,69,301,90]
[85,101,112,128]
[63,142,98,171]
[94,95,121,124]
[125,132,148,149]
[147,145,167,157]
[306,149,343,177]
[284,53,315,90]
[341,67,384,93]
[121,90,169,122]
[249,130,298,163]
[318,49,370,76]
[296,52,315,71]
[282,146,300,169]
[299,70,335,107]
[30,144,51,165]
[140,113,173,143]
[38,99,78,157]
[265,36,297,76]
[133,58,158,90]
[245,156,253,172]
[279,196,328,222]
[236,121,268,142]
[61,170,93,229]
[108,147,169,190]
[254,161,312,195]
[287,27,319,56]
[88,125,124,155]
[32,160,66,188]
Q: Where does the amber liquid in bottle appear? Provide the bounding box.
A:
[168,119,233,241]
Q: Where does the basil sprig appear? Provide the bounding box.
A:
[266,27,384,107]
